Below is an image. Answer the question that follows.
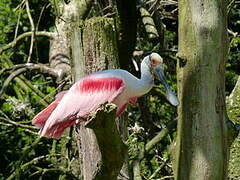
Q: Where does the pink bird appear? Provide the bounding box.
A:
[32,53,179,138]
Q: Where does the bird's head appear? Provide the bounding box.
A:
[142,52,179,106]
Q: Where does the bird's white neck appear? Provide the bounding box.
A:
[135,61,154,96]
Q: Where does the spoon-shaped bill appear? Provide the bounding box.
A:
[155,65,179,106]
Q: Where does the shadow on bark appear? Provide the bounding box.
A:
[77,103,127,180]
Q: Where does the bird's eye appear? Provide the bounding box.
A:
[151,58,162,67]
[149,53,163,68]
[151,59,158,67]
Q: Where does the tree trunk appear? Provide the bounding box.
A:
[116,0,137,70]
[175,0,228,179]
[48,1,77,179]
[71,17,127,180]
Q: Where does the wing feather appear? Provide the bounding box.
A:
[32,90,68,128]
[39,77,125,138]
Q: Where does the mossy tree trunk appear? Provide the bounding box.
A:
[48,1,136,179]
[71,17,127,180]
[175,0,229,179]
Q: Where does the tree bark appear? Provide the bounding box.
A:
[82,104,127,180]
[48,1,94,178]
[49,1,72,82]
[116,0,137,70]
[71,17,127,180]
[175,0,228,179]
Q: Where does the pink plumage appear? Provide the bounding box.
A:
[32,53,179,139]
[33,75,126,138]
[32,91,67,128]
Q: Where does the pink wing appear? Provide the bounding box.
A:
[32,90,68,128]
[39,77,125,138]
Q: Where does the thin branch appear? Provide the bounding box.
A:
[14,0,25,11]
[0,63,59,97]
[0,31,54,54]
[30,167,78,180]
[1,57,51,106]
[35,4,48,62]
[7,154,77,180]
[14,3,24,39]
[0,110,37,134]
[227,0,236,14]
[158,175,174,180]
[132,120,177,180]
[148,161,167,179]
[2,63,54,73]
[0,117,37,130]
[25,0,35,63]
[36,4,49,31]
[0,122,38,135]
[146,120,176,151]
[228,29,238,37]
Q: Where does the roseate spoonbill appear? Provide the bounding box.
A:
[32,53,179,138]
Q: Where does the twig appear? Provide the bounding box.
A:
[0,110,37,134]
[0,117,37,130]
[132,144,144,180]
[34,3,50,62]
[155,175,174,180]
[25,0,35,63]
[0,63,59,97]
[146,120,176,151]
[14,0,25,11]
[227,0,236,14]
[0,121,38,135]
[1,58,50,106]
[14,3,24,39]
[148,161,167,179]
[2,63,54,73]
[0,31,54,54]
[132,120,177,180]
[36,3,49,31]
[228,29,238,37]
[6,137,42,180]
[29,167,78,179]
[7,154,76,180]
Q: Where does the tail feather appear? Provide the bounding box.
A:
[32,91,68,128]
[39,117,77,139]
[32,102,59,128]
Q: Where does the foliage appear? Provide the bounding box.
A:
[0,0,239,179]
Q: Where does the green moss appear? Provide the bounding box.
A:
[227,81,240,180]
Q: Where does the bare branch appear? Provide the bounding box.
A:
[148,161,168,179]
[25,0,35,63]
[228,29,238,37]
[146,120,177,151]
[0,110,37,134]
[14,3,24,39]
[0,31,54,54]
[0,117,37,130]
[0,63,59,97]
[7,153,78,180]
[132,120,177,180]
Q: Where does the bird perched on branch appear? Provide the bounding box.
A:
[32,52,179,138]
